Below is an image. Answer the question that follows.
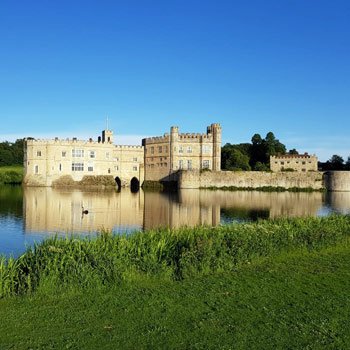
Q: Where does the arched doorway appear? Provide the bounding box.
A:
[115,177,121,191]
[130,177,140,192]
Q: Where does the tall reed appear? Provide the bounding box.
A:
[1,215,350,297]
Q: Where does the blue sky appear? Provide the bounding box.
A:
[0,0,349,161]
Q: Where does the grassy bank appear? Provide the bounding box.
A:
[1,215,350,297]
[0,166,23,184]
[1,241,350,349]
[1,216,350,348]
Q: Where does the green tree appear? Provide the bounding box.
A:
[330,155,344,170]
[221,144,251,171]
[346,156,350,170]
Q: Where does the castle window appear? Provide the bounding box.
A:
[302,161,306,165]
[302,168,306,172]
[187,160,192,169]
[202,160,210,169]
[72,162,84,171]
[37,151,41,157]
[89,151,95,158]
[88,166,93,172]
[164,162,167,167]
[59,164,62,172]
[179,146,183,154]
[133,166,138,171]
[133,157,137,162]
[72,149,84,158]
[179,160,183,169]
[187,146,192,153]
[281,161,285,165]
[158,146,162,153]
[108,168,111,174]
[151,147,154,154]
[115,166,119,171]
[62,151,66,157]
[35,165,39,174]
[202,145,211,153]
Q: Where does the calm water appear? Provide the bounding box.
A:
[1,185,350,256]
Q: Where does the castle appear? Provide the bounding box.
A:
[24,129,144,187]
[270,153,318,172]
[23,123,222,187]
[142,123,222,182]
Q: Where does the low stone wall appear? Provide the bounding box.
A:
[177,170,325,190]
[24,175,117,188]
[323,171,350,192]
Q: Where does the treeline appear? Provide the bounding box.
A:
[319,155,350,171]
[221,131,350,171]
[221,132,288,171]
[0,139,24,166]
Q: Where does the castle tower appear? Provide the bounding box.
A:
[170,126,179,171]
[102,129,113,143]
[210,123,221,171]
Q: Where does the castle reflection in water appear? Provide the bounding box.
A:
[23,188,350,234]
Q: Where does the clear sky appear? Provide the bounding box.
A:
[0,0,349,161]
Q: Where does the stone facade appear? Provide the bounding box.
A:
[270,153,318,172]
[323,171,350,192]
[142,123,221,181]
[23,130,144,187]
[176,170,325,190]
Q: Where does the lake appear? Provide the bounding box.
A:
[1,185,350,256]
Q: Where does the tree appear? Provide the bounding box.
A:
[329,154,344,170]
[251,134,262,145]
[288,149,299,155]
[346,156,350,170]
[221,144,251,171]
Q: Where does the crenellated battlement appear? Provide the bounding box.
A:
[115,145,144,150]
[142,135,170,143]
[25,138,107,146]
[271,153,317,160]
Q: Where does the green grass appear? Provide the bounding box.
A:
[1,216,350,349]
[2,215,350,298]
[0,166,23,184]
[1,243,350,349]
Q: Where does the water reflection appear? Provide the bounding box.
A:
[19,187,350,233]
[2,185,350,256]
[23,187,144,234]
[2,186,350,236]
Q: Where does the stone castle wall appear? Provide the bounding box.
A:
[142,124,222,182]
[177,170,325,190]
[24,133,144,187]
[323,171,350,192]
[270,154,318,172]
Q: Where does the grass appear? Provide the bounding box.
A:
[0,166,23,184]
[1,243,350,349]
[1,215,350,298]
[1,215,350,348]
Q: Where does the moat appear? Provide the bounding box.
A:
[1,185,350,257]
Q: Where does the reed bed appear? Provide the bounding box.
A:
[1,215,350,297]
